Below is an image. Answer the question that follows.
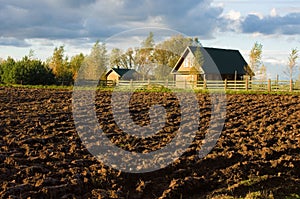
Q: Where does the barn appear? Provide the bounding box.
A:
[106,68,139,84]
[171,46,254,87]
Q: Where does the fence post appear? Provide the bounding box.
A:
[234,78,237,90]
[290,79,293,92]
[130,79,133,89]
[268,79,271,92]
[224,79,227,90]
[165,79,168,88]
[245,77,249,91]
[203,79,207,89]
[146,79,150,89]
[276,74,279,91]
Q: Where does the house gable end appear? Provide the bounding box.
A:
[171,47,190,73]
[171,46,205,74]
[106,69,120,78]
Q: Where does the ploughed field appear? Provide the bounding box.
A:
[0,87,299,198]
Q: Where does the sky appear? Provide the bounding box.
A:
[0,0,299,80]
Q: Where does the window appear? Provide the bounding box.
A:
[184,57,192,68]
[184,58,188,67]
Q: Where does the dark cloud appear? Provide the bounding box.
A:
[116,0,223,37]
[60,0,97,8]
[0,0,224,43]
[0,37,30,47]
[241,12,300,35]
[0,0,88,39]
[1,0,299,49]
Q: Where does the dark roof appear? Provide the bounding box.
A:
[172,46,254,76]
[107,68,137,77]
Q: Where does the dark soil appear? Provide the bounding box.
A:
[0,87,299,198]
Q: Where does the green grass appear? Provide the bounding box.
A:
[210,192,300,199]
[238,175,269,187]
[285,194,300,199]
[225,89,300,95]
[1,83,299,95]
[0,83,73,90]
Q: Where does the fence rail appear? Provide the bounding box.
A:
[109,79,300,92]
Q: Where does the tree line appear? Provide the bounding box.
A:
[0,41,107,86]
[0,33,299,86]
[0,34,198,85]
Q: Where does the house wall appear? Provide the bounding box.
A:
[175,74,198,88]
[175,50,208,88]
[178,53,194,72]
[107,71,120,83]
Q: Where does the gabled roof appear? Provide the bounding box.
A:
[172,46,254,76]
[106,68,137,77]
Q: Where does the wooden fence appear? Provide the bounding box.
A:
[112,79,300,92]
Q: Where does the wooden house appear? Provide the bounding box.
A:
[171,46,254,87]
[106,68,139,84]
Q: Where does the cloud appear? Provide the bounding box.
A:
[0,37,30,47]
[217,10,241,32]
[76,0,225,39]
[241,12,300,35]
[0,0,224,44]
[225,10,241,21]
[270,8,277,17]
[0,0,95,39]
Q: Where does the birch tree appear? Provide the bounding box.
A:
[81,41,108,80]
[284,48,298,80]
[249,42,263,78]
[135,32,155,79]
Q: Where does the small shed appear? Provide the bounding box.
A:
[106,68,139,84]
[171,46,254,86]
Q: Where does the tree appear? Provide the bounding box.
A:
[135,32,156,79]
[109,48,123,68]
[192,46,204,74]
[80,41,108,81]
[153,48,172,80]
[154,35,194,69]
[259,64,267,81]
[153,35,195,80]
[297,74,300,89]
[284,48,298,80]
[48,46,73,85]
[141,32,155,49]
[153,63,173,80]
[192,37,202,47]
[28,49,35,59]
[109,48,137,69]
[16,56,55,85]
[48,46,66,75]
[0,57,16,84]
[0,58,4,83]
[70,53,85,79]
[0,56,55,85]
[123,48,136,69]
[249,42,263,78]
